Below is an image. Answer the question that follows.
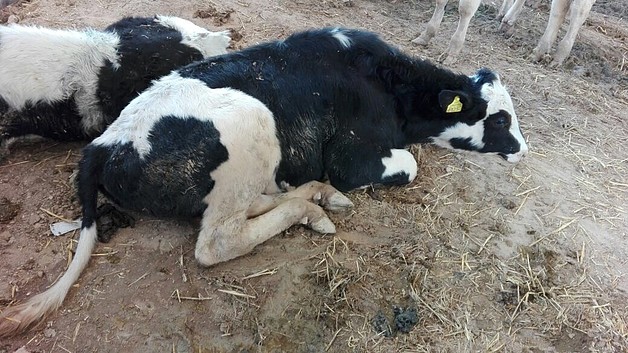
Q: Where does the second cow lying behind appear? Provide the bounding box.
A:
[0,27,528,337]
[0,15,230,157]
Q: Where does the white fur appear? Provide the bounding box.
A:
[330,28,352,48]
[381,149,418,183]
[154,15,231,57]
[0,25,120,111]
[0,17,231,139]
[431,120,486,150]
[93,72,264,158]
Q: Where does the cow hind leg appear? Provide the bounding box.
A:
[195,197,336,267]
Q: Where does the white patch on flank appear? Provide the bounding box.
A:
[381,149,418,183]
[477,74,529,162]
[154,15,230,58]
[330,28,352,48]
[93,72,280,163]
[0,25,120,134]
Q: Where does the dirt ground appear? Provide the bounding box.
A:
[0,0,627,352]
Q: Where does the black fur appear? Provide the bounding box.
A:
[80,116,229,219]
[1,99,86,141]
[176,28,510,191]
[0,16,212,150]
[96,17,205,127]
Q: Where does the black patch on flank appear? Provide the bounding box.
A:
[480,110,521,155]
[0,98,87,141]
[96,17,205,128]
[96,116,228,218]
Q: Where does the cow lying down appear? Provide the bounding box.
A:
[0,27,528,336]
[0,15,230,158]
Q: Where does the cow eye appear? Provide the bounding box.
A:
[491,114,510,129]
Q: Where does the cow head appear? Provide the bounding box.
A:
[428,69,528,163]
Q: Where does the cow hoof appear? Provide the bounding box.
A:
[442,55,458,66]
[321,192,354,212]
[498,22,515,37]
[309,216,336,234]
[411,35,430,47]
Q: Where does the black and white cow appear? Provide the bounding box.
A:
[0,15,230,157]
[0,27,528,337]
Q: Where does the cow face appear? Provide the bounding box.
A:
[430,69,528,163]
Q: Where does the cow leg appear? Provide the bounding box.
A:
[443,0,482,64]
[550,0,595,67]
[195,197,335,267]
[497,0,514,20]
[325,141,418,192]
[247,180,353,218]
[499,0,526,35]
[412,0,449,47]
[532,0,570,62]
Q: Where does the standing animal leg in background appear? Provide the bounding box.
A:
[443,0,482,64]
[412,0,450,47]
[498,0,527,36]
[532,0,570,62]
[497,0,514,20]
[550,0,595,66]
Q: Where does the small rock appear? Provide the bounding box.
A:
[28,214,40,225]
[7,15,20,24]
[43,328,56,338]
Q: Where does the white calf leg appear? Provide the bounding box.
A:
[499,0,527,34]
[497,0,514,20]
[443,0,482,64]
[195,197,335,266]
[413,0,450,46]
[532,0,570,61]
[551,0,595,66]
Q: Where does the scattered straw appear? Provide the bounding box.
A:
[217,289,256,299]
[242,268,278,280]
[40,207,72,223]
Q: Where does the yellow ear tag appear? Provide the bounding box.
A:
[446,96,463,113]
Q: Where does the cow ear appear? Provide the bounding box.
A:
[438,90,472,114]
